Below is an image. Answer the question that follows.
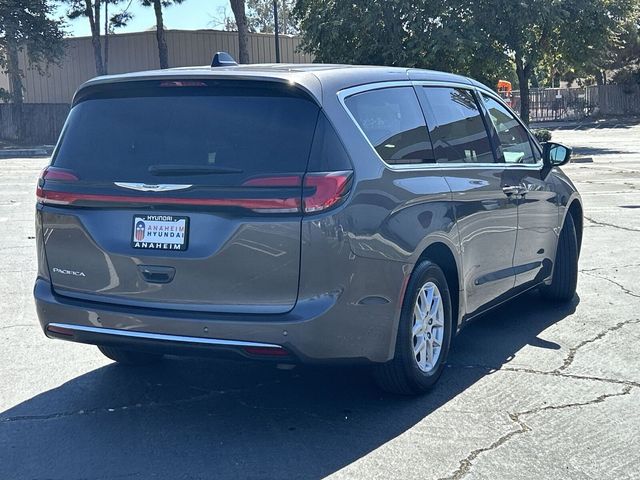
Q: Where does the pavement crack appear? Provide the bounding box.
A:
[584,215,640,232]
[0,383,273,423]
[439,386,633,480]
[582,270,640,298]
[446,363,640,388]
[555,317,640,373]
[580,263,640,273]
[0,324,36,330]
[438,413,531,480]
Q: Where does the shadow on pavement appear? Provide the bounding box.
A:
[571,146,629,156]
[531,116,640,130]
[1,291,578,480]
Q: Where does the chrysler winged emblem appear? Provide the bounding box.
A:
[114,182,192,192]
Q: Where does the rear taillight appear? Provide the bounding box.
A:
[242,171,352,213]
[37,166,79,203]
[37,168,352,214]
[303,171,352,213]
[39,166,79,182]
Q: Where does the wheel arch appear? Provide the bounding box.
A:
[414,241,462,331]
[564,196,583,256]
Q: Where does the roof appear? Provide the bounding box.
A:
[75,63,491,105]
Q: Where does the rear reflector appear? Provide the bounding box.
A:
[46,324,75,337]
[242,346,290,357]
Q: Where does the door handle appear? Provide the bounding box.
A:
[502,184,527,197]
[502,185,521,196]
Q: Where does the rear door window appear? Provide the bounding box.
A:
[480,93,537,164]
[344,87,434,165]
[53,82,320,186]
[421,87,496,164]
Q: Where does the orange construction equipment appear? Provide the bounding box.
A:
[497,80,512,106]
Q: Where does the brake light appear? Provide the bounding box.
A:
[37,167,79,203]
[303,171,352,213]
[37,170,352,214]
[242,175,302,187]
[159,80,207,87]
[39,166,79,181]
[37,190,302,211]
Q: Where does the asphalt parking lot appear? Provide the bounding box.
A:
[1,120,639,480]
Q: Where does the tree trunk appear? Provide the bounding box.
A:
[6,40,23,105]
[5,38,25,142]
[104,0,109,74]
[152,0,169,68]
[515,55,531,125]
[230,0,250,63]
[85,0,105,75]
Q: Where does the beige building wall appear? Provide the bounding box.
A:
[8,29,313,104]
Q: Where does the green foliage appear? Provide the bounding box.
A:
[533,129,552,143]
[215,1,298,35]
[292,0,511,87]
[294,0,640,123]
[0,0,65,102]
[246,0,297,34]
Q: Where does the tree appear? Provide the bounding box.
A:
[295,0,638,124]
[64,0,133,75]
[140,0,185,69]
[462,0,638,123]
[230,0,250,63]
[216,1,297,34]
[0,0,64,103]
[293,0,510,87]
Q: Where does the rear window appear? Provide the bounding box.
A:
[53,83,320,186]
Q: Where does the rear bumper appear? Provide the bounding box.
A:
[34,271,406,364]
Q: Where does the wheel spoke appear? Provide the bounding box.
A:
[412,319,424,336]
[414,336,426,357]
[428,295,440,321]
[426,338,433,365]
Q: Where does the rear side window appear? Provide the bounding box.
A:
[480,94,536,164]
[344,87,434,165]
[422,87,496,164]
[53,83,320,186]
[306,112,353,172]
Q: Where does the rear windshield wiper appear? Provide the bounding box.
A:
[148,164,244,176]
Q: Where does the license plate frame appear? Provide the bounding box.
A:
[131,214,189,251]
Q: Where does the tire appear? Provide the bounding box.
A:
[541,212,579,302]
[374,261,453,395]
[98,345,163,366]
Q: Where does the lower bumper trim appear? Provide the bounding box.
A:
[46,322,285,350]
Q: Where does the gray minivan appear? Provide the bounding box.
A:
[34,61,582,394]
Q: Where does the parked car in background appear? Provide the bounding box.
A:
[34,59,582,394]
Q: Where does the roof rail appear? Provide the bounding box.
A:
[211,52,238,67]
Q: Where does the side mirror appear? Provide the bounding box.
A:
[543,142,572,167]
